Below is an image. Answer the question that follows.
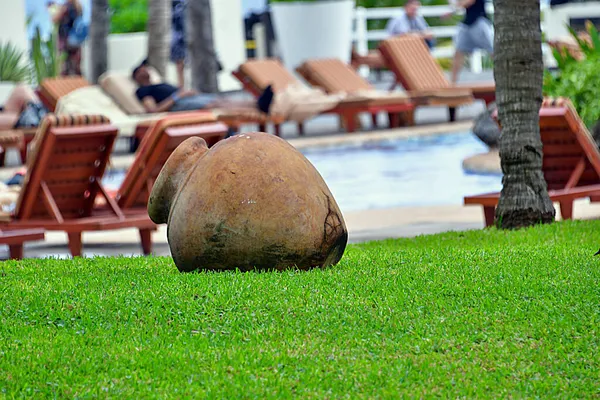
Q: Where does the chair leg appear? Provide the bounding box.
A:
[388,112,400,128]
[0,147,5,167]
[483,206,495,227]
[298,122,305,136]
[343,114,358,133]
[67,232,83,257]
[403,110,416,126]
[449,107,457,122]
[130,137,141,153]
[20,145,28,165]
[258,123,266,132]
[8,244,24,260]
[274,124,281,137]
[559,201,573,220]
[371,113,378,128]
[139,229,153,255]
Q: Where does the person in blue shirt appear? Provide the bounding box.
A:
[131,60,274,114]
[444,0,494,83]
[386,0,435,49]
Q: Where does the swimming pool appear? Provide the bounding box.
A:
[103,131,503,213]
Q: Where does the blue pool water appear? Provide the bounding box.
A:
[103,132,503,213]
[300,132,502,211]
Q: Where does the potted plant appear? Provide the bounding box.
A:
[269,0,355,71]
[0,42,31,101]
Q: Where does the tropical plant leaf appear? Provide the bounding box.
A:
[0,42,31,82]
[551,46,568,71]
[567,25,593,56]
[30,25,63,84]
[586,20,600,53]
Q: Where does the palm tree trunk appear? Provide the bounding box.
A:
[187,0,219,93]
[494,0,555,229]
[147,0,171,77]
[89,0,109,83]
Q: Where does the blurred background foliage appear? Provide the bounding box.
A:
[107,0,483,70]
[109,0,459,34]
[109,0,148,34]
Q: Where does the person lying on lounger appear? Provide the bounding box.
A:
[131,59,274,114]
[0,85,49,130]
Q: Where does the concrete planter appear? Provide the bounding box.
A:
[271,0,355,72]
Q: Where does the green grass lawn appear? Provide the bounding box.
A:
[2,221,600,398]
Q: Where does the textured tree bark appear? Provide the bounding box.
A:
[89,0,109,84]
[494,0,555,229]
[147,0,171,77]
[187,0,219,93]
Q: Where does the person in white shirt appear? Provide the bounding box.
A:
[386,0,435,49]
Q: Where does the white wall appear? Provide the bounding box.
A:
[80,0,246,92]
[0,2,28,53]
[0,2,29,102]
[210,0,247,92]
[544,2,600,40]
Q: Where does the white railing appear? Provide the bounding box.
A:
[352,2,549,76]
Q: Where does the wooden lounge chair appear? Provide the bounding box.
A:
[351,48,386,80]
[95,70,278,146]
[0,129,25,166]
[0,114,157,257]
[110,112,228,211]
[233,58,415,133]
[464,98,600,226]
[37,76,91,111]
[233,59,307,135]
[378,35,492,121]
[0,228,45,259]
[296,58,455,127]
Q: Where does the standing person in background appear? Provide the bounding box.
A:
[386,0,436,49]
[171,0,187,88]
[52,0,88,76]
[444,0,494,83]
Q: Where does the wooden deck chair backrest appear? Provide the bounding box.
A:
[296,58,373,94]
[15,115,117,222]
[378,35,450,92]
[537,98,600,191]
[235,59,302,96]
[38,76,91,111]
[115,112,228,209]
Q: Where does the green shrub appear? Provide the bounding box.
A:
[544,55,600,129]
[109,0,148,34]
[543,21,600,128]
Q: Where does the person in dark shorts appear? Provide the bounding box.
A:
[444,0,494,83]
[131,60,274,114]
[0,85,48,130]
